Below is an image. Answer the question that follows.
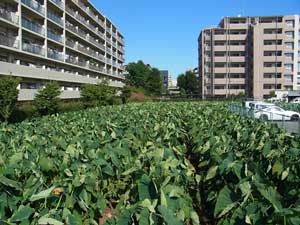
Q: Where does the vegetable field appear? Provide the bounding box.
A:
[1,102,300,225]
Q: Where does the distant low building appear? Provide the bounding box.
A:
[160,70,172,89]
[168,79,180,95]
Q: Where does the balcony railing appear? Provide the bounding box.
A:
[47,30,63,43]
[88,36,99,46]
[22,42,45,56]
[49,0,64,9]
[0,36,19,49]
[66,39,76,48]
[48,49,64,61]
[22,18,45,36]
[0,8,19,25]
[21,0,45,15]
[89,64,102,71]
[66,56,78,65]
[47,11,63,25]
[66,22,87,39]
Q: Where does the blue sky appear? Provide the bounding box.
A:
[90,0,299,79]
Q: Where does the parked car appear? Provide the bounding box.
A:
[245,101,275,110]
[254,106,300,121]
[290,97,300,104]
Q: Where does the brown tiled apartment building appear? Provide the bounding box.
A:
[0,0,125,101]
[198,15,300,99]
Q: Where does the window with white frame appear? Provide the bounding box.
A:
[286,20,294,27]
[285,42,294,49]
[285,63,293,70]
[285,53,294,61]
[285,31,294,38]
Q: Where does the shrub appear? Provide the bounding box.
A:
[58,101,84,112]
[120,85,132,104]
[81,80,116,107]
[0,76,20,122]
[10,103,37,123]
[34,81,61,115]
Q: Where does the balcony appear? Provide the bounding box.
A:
[22,41,45,56]
[47,30,63,43]
[49,0,64,9]
[118,38,125,46]
[47,11,63,26]
[0,36,19,49]
[22,18,45,36]
[89,63,102,72]
[106,37,111,43]
[21,0,45,15]
[66,22,87,40]
[48,49,64,61]
[66,56,78,65]
[0,8,19,25]
[88,36,99,47]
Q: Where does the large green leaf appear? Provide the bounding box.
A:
[30,186,55,202]
[10,205,34,222]
[158,205,184,225]
[214,186,239,218]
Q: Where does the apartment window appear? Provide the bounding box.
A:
[260,17,282,23]
[230,52,245,56]
[214,41,226,46]
[264,40,282,45]
[285,64,293,70]
[230,41,245,45]
[231,63,245,67]
[264,51,282,56]
[264,62,282,67]
[285,85,293,91]
[215,52,226,57]
[298,62,300,71]
[230,30,246,35]
[264,28,282,34]
[285,42,294,49]
[214,30,225,35]
[230,73,245,78]
[285,31,294,38]
[286,20,294,27]
[284,74,293,82]
[263,84,281,89]
[229,84,245,89]
[215,63,226,67]
[285,53,294,61]
[215,74,226,79]
[264,73,282,78]
[215,85,226,90]
[229,18,246,24]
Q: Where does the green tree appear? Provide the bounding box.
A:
[126,61,151,88]
[145,68,163,96]
[177,74,186,91]
[0,76,20,121]
[125,61,163,96]
[81,79,116,107]
[34,81,61,115]
[177,71,199,96]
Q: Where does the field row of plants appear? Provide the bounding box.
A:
[0,102,300,225]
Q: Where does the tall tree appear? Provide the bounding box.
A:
[146,68,163,96]
[177,73,186,91]
[125,60,163,96]
[177,71,199,96]
[0,76,20,121]
[125,61,151,88]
